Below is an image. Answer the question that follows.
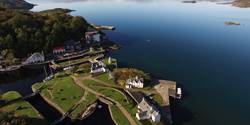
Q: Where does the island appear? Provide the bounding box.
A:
[0,0,34,10]
[38,8,75,14]
[182,0,197,3]
[224,21,241,25]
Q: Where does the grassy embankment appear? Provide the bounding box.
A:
[92,72,164,125]
[70,92,97,119]
[58,57,90,67]
[110,105,131,125]
[32,75,97,119]
[81,79,142,125]
[0,91,48,125]
[95,72,116,85]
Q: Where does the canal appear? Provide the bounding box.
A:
[0,69,116,125]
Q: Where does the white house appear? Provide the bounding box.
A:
[136,98,161,123]
[90,61,107,74]
[85,31,101,43]
[126,76,144,89]
[22,53,45,65]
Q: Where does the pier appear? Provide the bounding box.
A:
[154,80,177,124]
[91,24,116,31]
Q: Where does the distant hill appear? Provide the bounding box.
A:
[232,0,250,8]
[197,0,250,8]
[38,8,74,14]
[0,0,34,10]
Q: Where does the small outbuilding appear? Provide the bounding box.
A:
[22,52,45,65]
[126,76,144,89]
[90,61,107,74]
[53,47,66,55]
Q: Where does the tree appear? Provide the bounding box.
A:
[0,8,89,58]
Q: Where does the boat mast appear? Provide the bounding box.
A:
[43,65,48,77]
[42,50,48,77]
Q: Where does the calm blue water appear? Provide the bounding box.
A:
[28,0,250,125]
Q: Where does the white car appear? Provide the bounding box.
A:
[63,66,74,71]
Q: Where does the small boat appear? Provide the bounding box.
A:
[63,66,74,71]
[98,105,102,109]
[176,87,182,99]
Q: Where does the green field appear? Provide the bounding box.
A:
[82,79,141,125]
[95,73,116,85]
[70,92,97,119]
[110,105,131,125]
[58,57,89,67]
[0,91,48,125]
[152,94,164,106]
[32,76,84,115]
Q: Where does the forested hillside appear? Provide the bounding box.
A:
[0,7,88,58]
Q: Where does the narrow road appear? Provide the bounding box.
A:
[71,76,137,125]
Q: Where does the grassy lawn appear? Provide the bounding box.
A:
[82,79,142,125]
[110,105,131,125]
[70,92,97,119]
[0,91,48,125]
[95,73,116,85]
[58,57,89,67]
[32,76,84,115]
[152,94,164,106]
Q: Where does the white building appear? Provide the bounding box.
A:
[177,87,182,99]
[22,52,45,65]
[90,61,107,74]
[136,98,161,123]
[126,76,144,89]
[85,31,101,43]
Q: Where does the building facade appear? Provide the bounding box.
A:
[53,47,66,55]
[22,52,45,65]
[85,31,101,43]
[136,98,161,123]
[90,61,107,74]
[126,76,144,89]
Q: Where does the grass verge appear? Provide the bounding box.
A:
[0,91,48,125]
